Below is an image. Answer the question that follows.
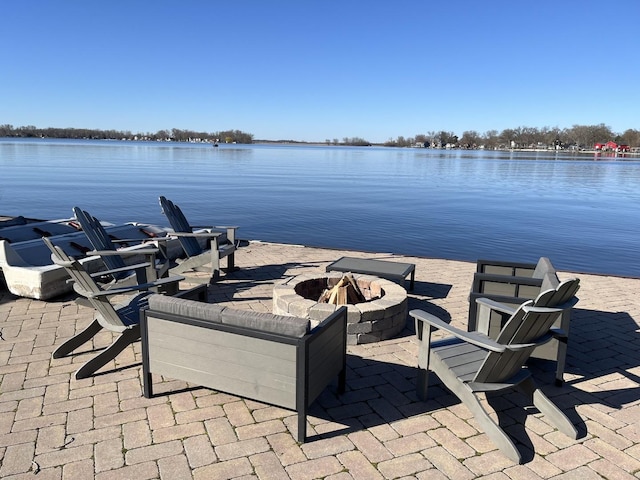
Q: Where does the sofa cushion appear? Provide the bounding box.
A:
[221,309,310,338]
[532,257,556,279]
[147,294,225,323]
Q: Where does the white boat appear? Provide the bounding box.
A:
[0,217,83,242]
[0,220,189,300]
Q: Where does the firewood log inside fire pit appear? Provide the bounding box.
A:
[318,274,367,305]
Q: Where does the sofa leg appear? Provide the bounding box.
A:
[143,372,154,398]
[338,369,346,394]
[297,410,307,443]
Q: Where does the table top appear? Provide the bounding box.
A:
[327,256,415,277]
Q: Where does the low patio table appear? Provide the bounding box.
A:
[326,256,415,291]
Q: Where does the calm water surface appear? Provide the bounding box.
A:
[1,138,639,277]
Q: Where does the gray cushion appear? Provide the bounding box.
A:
[221,309,310,338]
[147,294,225,323]
[532,257,556,279]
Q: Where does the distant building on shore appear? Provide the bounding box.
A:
[594,141,630,152]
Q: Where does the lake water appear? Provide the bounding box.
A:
[1,138,639,277]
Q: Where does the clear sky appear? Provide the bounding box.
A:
[2,1,638,143]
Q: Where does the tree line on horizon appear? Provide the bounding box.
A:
[2,122,639,149]
[379,124,640,149]
[0,125,254,144]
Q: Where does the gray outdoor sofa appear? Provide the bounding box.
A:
[140,295,347,442]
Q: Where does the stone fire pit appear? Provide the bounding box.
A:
[273,272,408,344]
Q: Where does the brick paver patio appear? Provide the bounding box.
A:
[1,241,639,479]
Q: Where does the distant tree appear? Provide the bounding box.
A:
[540,126,563,147]
[0,124,15,136]
[437,131,458,147]
[499,128,518,148]
[155,129,170,140]
[17,125,37,137]
[619,129,640,147]
[460,130,481,148]
[565,123,614,148]
[216,129,253,143]
[518,126,540,147]
[414,134,428,146]
[0,124,256,143]
[342,137,370,146]
[482,130,499,149]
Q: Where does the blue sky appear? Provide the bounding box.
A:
[2,1,638,143]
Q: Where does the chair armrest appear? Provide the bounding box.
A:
[89,262,151,279]
[89,248,159,257]
[150,236,172,243]
[475,297,516,315]
[109,238,154,244]
[169,231,222,238]
[506,333,554,351]
[469,292,530,308]
[191,225,239,231]
[411,308,560,354]
[76,275,185,298]
[410,309,506,353]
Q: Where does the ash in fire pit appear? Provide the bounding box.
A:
[274,272,408,344]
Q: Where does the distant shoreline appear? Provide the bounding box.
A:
[2,136,639,156]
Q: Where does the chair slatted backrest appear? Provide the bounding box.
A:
[535,277,580,308]
[473,300,562,384]
[159,196,203,257]
[73,207,129,278]
[42,237,127,331]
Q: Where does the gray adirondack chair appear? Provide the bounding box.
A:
[43,237,186,379]
[471,274,580,386]
[159,196,237,281]
[411,300,578,463]
[72,207,170,286]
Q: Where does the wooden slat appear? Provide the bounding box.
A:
[480,281,517,296]
[147,321,299,408]
[148,316,295,361]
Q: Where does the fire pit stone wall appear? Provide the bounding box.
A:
[273,272,408,345]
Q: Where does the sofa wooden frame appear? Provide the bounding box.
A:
[140,303,347,442]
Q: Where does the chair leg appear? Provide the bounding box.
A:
[416,368,430,401]
[414,319,433,401]
[52,319,103,359]
[156,260,170,278]
[554,336,568,386]
[210,248,221,281]
[520,377,578,439]
[74,326,141,379]
[225,251,235,272]
[450,382,522,463]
